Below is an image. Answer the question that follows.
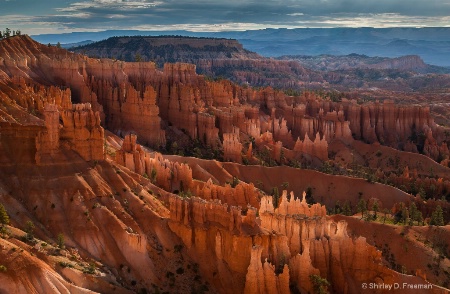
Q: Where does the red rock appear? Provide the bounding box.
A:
[194,178,260,208]
[223,127,243,163]
[243,245,290,294]
[293,133,328,161]
[60,103,104,161]
[35,104,60,163]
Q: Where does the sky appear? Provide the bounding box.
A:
[1,0,450,35]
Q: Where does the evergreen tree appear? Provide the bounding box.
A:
[56,42,61,48]
[57,233,65,249]
[409,203,418,226]
[401,205,409,225]
[134,53,142,62]
[231,176,239,188]
[334,200,341,215]
[418,187,426,199]
[416,211,424,226]
[281,182,289,190]
[4,28,11,38]
[0,204,9,227]
[372,199,379,219]
[150,168,157,184]
[430,205,444,226]
[309,274,330,294]
[272,187,280,208]
[25,220,35,240]
[305,187,315,204]
[357,198,367,219]
[343,201,352,216]
[383,208,390,224]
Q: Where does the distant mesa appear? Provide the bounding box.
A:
[71,35,259,68]
[31,27,450,66]
[387,39,415,47]
[278,54,431,72]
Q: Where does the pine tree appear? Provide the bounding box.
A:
[0,204,9,226]
[305,187,315,204]
[372,200,379,219]
[409,203,418,226]
[25,220,35,240]
[416,211,424,226]
[134,53,142,62]
[272,187,280,208]
[4,28,10,38]
[430,205,444,226]
[150,168,157,184]
[310,274,330,294]
[401,206,409,225]
[57,233,65,249]
[383,208,390,224]
[334,200,341,215]
[357,199,367,219]
[343,201,352,216]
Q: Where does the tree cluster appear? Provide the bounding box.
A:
[0,28,22,39]
[430,205,445,226]
[309,274,330,294]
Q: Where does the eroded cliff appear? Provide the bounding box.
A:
[0,35,449,294]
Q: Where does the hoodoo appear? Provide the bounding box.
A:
[0,35,448,293]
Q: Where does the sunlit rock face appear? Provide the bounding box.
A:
[0,35,448,294]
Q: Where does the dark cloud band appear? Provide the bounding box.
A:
[2,0,450,34]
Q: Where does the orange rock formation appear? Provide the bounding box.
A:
[115,134,193,192]
[60,103,104,161]
[0,36,448,294]
[2,35,448,163]
[223,127,243,163]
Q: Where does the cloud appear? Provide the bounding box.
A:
[4,0,450,34]
[294,13,450,28]
[56,0,163,12]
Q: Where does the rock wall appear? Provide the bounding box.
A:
[223,127,243,163]
[9,76,73,112]
[96,82,166,147]
[166,188,441,294]
[115,134,193,192]
[115,133,146,175]
[198,112,220,146]
[60,103,104,161]
[258,193,442,293]
[1,36,447,163]
[260,190,327,217]
[35,104,60,163]
[243,245,290,294]
[169,195,258,233]
[344,100,437,145]
[193,178,260,209]
[293,133,328,161]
